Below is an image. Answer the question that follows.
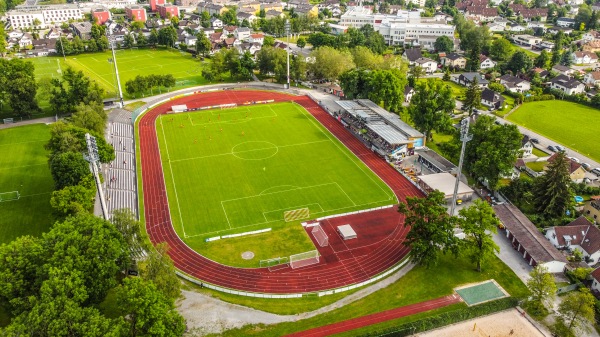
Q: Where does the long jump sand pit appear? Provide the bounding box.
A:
[416,308,545,337]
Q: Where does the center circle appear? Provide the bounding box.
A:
[231,141,278,160]
[241,251,255,260]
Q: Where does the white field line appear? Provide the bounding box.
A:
[220,182,337,203]
[220,201,232,229]
[69,58,115,89]
[160,118,187,237]
[262,203,325,221]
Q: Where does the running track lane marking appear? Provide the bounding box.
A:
[285,294,462,337]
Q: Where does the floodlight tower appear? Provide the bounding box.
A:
[285,20,291,89]
[107,30,125,107]
[85,133,109,220]
[450,118,472,216]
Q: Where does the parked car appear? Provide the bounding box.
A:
[555,145,565,152]
[592,168,600,176]
[548,145,556,152]
[582,163,591,170]
[568,157,580,163]
[531,138,539,144]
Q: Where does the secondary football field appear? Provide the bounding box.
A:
[156,102,397,239]
[28,48,212,99]
[507,100,600,162]
[0,124,54,244]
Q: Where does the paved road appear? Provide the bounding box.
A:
[0,116,56,130]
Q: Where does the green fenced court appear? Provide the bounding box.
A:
[508,100,600,162]
[156,102,397,240]
[455,280,508,306]
[28,48,213,99]
[0,124,55,244]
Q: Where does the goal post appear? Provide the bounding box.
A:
[289,250,320,269]
[311,223,329,247]
[0,191,20,202]
[283,207,310,222]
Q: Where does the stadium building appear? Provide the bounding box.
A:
[335,99,424,160]
[339,7,455,48]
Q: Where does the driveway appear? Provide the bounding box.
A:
[493,231,533,283]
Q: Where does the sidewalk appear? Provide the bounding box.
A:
[0,116,56,130]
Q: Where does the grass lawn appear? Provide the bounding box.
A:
[0,124,55,245]
[532,147,549,157]
[28,48,218,99]
[215,253,529,336]
[508,100,600,162]
[124,101,146,111]
[525,161,547,172]
[155,102,396,267]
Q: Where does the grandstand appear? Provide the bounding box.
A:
[101,109,138,218]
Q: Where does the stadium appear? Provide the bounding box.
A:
[133,85,423,296]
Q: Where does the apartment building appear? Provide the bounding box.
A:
[8,4,84,29]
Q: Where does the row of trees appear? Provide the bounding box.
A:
[125,74,176,97]
[340,68,407,112]
[307,25,387,55]
[56,24,110,55]
[203,48,256,82]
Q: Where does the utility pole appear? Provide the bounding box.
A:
[450,118,472,216]
[58,32,66,61]
[285,20,291,89]
[107,30,125,107]
[85,133,109,220]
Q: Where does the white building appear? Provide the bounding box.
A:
[340,7,455,48]
[92,0,136,9]
[8,4,84,29]
[414,57,438,73]
[545,217,600,265]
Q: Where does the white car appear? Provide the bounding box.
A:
[568,157,580,163]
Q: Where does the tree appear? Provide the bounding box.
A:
[505,51,532,74]
[488,82,505,93]
[46,122,115,163]
[0,25,7,56]
[461,115,522,190]
[42,213,129,304]
[263,35,275,47]
[458,200,499,272]
[463,76,481,115]
[526,265,557,315]
[339,68,370,99]
[408,79,455,140]
[442,68,451,81]
[535,50,550,68]
[290,54,307,82]
[466,42,481,71]
[116,277,186,337]
[70,102,108,134]
[195,31,211,57]
[556,289,595,335]
[367,69,407,112]
[434,35,454,53]
[111,209,149,261]
[49,151,92,190]
[142,243,181,301]
[592,94,600,108]
[398,190,461,268]
[309,46,355,81]
[296,36,306,49]
[158,26,177,48]
[123,33,135,49]
[0,58,40,117]
[351,46,384,70]
[408,65,425,82]
[560,51,574,66]
[489,37,514,62]
[50,175,96,217]
[533,151,574,219]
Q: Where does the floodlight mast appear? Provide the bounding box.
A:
[85,133,109,220]
[107,30,125,107]
[450,118,472,216]
[285,20,291,89]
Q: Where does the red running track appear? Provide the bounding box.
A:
[138,90,424,294]
[286,294,462,336]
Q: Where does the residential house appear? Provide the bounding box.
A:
[45,28,61,39]
[29,38,57,56]
[18,33,33,48]
[513,34,542,47]
[487,22,506,32]
[546,216,600,264]
[150,0,165,11]
[265,10,285,19]
[92,8,111,25]
[210,17,223,28]
[237,12,257,24]
[234,27,251,40]
[157,3,179,19]
[239,1,260,13]
[209,32,224,44]
[479,55,496,69]
[457,72,489,87]
[248,33,264,44]
[548,26,574,35]
[584,71,600,86]
[591,267,600,293]
[520,134,534,157]
[582,30,600,43]
[547,152,587,182]
[404,86,415,103]
[573,51,598,65]
[261,3,283,12]
[126,5,147,22]
[403,47,422,65]
[184,34,197,46]
[287,0,309,8]
[498,75,531,93]
[295,4,318,17]
[415,57,438,73]
[550,74,585,95]
[237,42,261,55]
[198,3,227,16]
[552,64,576,76]
[556,17,576,28]
[480,88,504,109]
[493,203,568,273]
[508,23,527,32]
[465,6,498,22]
[583,40,600,53]
[441,52,467,69]
[71,22,93,40]
[583,196,600,225]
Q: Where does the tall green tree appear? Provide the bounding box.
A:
[0,58,40,117]
[195,31,211,57]
[309,46,355,81]
[466,43,481,71]
[49,151,92,190]
[116,277,186,337]
[70,102,108,135]
[556,289,595,335]
[458,200,499,272]
[398,190,461,268]
[535,50,550,68]
[296,36,306,49]
[111,208,149,260]
[489,37,514,62]
[0,25,7,56]
[463,76,481,116]
[434,35,454,53]
[533,151,574,219]
[527,265,557,315]
[407,79,455,140]
[50,175,96,217]
[505,51,533,74]
[367,69,407,112]
[46,122,115,163]
[142,243,181,301]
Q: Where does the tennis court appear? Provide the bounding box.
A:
[455,280,508,306]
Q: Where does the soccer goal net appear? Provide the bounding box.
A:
[284,207,310,222]
[289,250,320,269]
[0,191,20,202]
[311,224,329,247]
[259,256,289,271]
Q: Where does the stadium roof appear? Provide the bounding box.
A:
[367,123,409,145]
[418,172,473,198]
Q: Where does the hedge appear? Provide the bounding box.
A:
[523,94,555,102]
[360,297,520,337]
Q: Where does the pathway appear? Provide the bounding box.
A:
[0,116,56,130]
[285,295,462,337]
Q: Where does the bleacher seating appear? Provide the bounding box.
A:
[102,109,138,218]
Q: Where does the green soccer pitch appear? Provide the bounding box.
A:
[156,102,397,239]
[28,48,213,99]
[0,124,55,244]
